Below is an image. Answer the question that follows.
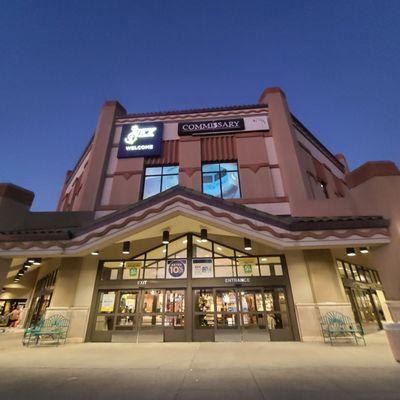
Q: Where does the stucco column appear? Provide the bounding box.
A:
[303,249,347,304]
[179,137,202,191]
[51,258,83,307]
[259,88,311,213]
[0,258,12,292]
[77,101,126,211]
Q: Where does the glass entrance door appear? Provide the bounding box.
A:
[352,289,381,334]
[92,289,186,342]
[193,287,293,342]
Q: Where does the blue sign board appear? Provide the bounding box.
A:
[117,122,163,158]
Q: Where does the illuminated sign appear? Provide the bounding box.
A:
[118,122,163,158]
[178,118,245,136]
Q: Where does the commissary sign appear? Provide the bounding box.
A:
[178,118,245,136]
[118,122,163,158]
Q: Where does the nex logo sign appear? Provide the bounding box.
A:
[124,125,157,145]
[118,122,163,158]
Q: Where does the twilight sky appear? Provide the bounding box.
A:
[0,1,399,211]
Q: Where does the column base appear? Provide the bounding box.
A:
[295,302,353,341]
[386,300,400,322]
[45,306,90,343]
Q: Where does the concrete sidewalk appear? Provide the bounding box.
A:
[0,331,399,400]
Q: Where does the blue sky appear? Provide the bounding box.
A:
[1,0,399,210]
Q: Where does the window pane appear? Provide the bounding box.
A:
[214,258,234,277]
[220,162,238,172]
[143,176,161,199]
[202,172,222,197]
[123,260,144,280]
[164,315,184,327]
[141,315,163,327]
[165,290,185,313]
[95,315,114,331]
[260,264,271,276]
[196,314,214,328]
[216,291,237,312]
[145,167,162,176]
[237,257,259,277]
[102,262,123,280]
[119,292,137,313]
[194,290,214,312]
[115,315,136,330]
[146,245,167,259]
[264,292,274,312]
[214,245,234,257]
[167,238,187,258]
[162,174,179,191]
[221,171,240,199]
[336,260,346,277]
[202,163,220,173]
[162,166,179,175]
[259,256,281,264]
[144,260,165,279]
[217,313,237,327]
[142,290,164,313]
[274,265,283,276]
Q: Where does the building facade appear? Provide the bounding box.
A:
[0,87,399,342]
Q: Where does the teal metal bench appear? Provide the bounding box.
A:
[22,314,70,346]
[320,311,365,346]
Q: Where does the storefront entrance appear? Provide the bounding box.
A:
[88,233,299,342]
[92,288,186,342]
[193,287,293,342]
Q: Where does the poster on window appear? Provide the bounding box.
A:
[192,258,213,278]
[166,259,187,279]
[100,292,115,313]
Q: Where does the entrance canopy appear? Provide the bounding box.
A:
[0,186,390,257]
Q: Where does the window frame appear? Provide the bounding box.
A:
[141,165,179,200]
[201,161,241,200]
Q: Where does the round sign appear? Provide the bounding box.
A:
[168,260,185,278]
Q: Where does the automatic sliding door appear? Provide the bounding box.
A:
[215,290,241,342]
[240,290,269,342]
[139,289,164,342]
[164,289,186,342]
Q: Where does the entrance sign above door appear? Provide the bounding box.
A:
[118,122,163,158]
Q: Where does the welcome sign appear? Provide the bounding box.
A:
[118,122,163,158]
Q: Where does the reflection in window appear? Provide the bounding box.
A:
[143,166,179,199]
[202,162,241,199]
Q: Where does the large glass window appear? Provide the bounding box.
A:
[202,162,241,199]
[142,166,179,199]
